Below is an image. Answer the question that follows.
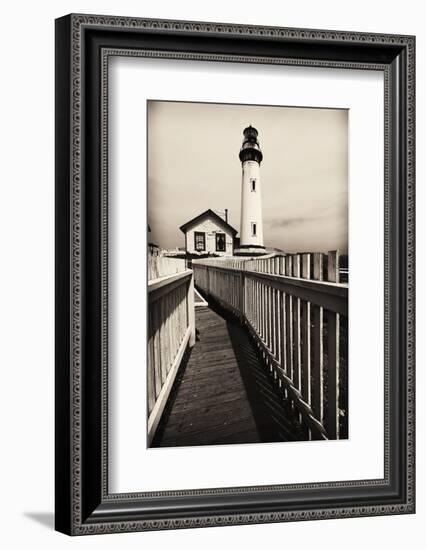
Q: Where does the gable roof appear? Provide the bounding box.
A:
[179,209,238,236]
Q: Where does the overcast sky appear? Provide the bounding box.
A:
[148,100,348,254]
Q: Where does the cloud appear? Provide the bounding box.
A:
[266,215,320,229]
[147,101,348,251]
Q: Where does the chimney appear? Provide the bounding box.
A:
[225,208,228,223]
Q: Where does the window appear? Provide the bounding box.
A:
[251,222,257,237]
[251,178,256,192]
[194,231,205,251]
[215,232,226,252]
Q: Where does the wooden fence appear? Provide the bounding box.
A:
[192,252,348,440]
[148,254,186,281]
[147,269,196,444]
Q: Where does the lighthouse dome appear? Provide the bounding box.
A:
[243,125,258,140]
[239,125,263,164]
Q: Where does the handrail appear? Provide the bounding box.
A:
[148,255,186,281]
[147,269,195,444]
[195,264,348,315]
[193,251,348,441]
[148,270,193,302]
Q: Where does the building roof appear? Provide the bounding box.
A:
[179,209,238,236]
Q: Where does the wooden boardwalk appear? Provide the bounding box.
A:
[152,301,303,448]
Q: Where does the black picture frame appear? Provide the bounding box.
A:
[55,14,415,535]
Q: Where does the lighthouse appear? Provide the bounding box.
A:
[235,125,267,256]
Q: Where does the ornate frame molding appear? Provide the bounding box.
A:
[55,14,415,535]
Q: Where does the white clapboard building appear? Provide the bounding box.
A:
[179,209,237,257]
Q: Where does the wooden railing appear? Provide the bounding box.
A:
[193,252,348,440]
[148,254,186,281]
[147,269,195,444]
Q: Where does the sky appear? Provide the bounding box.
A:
[148,100,348,254]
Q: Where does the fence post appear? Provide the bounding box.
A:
[206,265,210,295]
[240,269,245,323]
[187,272,196,347]
[278,256,287,378]
[292,254,302,397]
[301,254,312,417]
[312,252,324,429]
[285,255,294,388]
[326,250,340,439]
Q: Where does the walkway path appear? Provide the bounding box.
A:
[152,301,303,447]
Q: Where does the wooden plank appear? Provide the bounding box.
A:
[240,271,245,318]
[152,305,162,398]
[327,311,340,439]
[164,293,171,376]
[292,254,302,392]
[274,256,280,275]
[256,280,260,333]
[263,279,268,346]
[172,286,177,356]
[176,286,181,351]
[267,285,272,352]
[270,285,275,359]
[249,278,253,327]
[274,288,280,361]
[259,280,262,335]
[278,258,287,375]
[312,252,324,426]
[147,310,156,414]
[160,296,167,384]
[168,289,174,362]
[285,255,294,383]
[244,277,249,322]
[278,289,286,396]
[252,278,256,329]
[326,251,340,439]
[180,283,186,342]
[187,273,196,347]
[301,254,312,407]
[250,278,254,326]
[279,289,287,374]
[328,250,340,284]
[147,325,192,445]
[267,284,273,375]
[179,286,183,347]
[301,254,312,439]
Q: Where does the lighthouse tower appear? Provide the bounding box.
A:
[235,125,267,256]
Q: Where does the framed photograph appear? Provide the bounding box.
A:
[55,14,415,535]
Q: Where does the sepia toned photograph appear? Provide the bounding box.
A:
[55,14,415,534]
[147,100,348,448]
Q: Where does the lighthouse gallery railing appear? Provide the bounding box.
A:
[192,252,348,440]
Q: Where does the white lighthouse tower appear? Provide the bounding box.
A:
[235,125,267,256]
